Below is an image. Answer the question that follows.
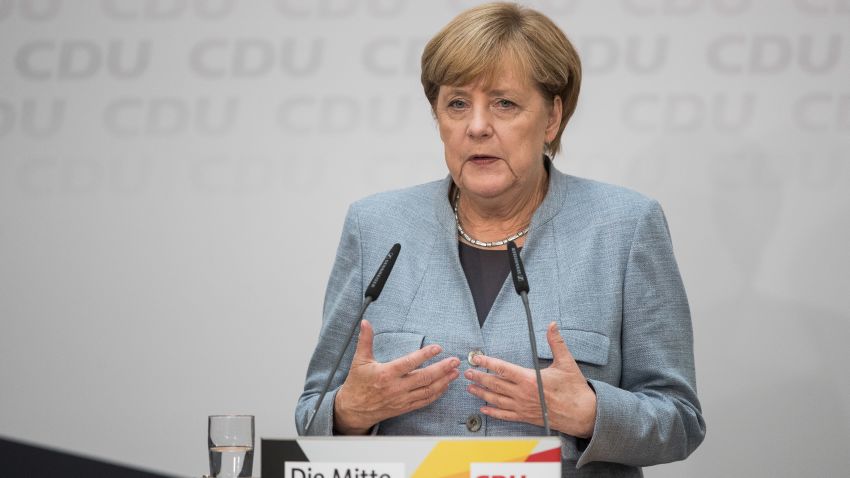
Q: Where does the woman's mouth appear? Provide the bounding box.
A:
[468,155,500,164]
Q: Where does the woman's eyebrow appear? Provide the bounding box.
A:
[488,88,520,97]
[444,87,523,97]
[445,87,469,96]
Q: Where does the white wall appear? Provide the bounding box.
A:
[1,1,848,476]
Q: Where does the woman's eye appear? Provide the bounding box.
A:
[448,99,467,109]
[496,99,516,109]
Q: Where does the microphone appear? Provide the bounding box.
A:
[365,243,401,300]
[506,240,550,436]
[304,243,401,434]
[507,239,529,294]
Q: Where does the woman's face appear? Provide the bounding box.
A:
[435,61,562,201]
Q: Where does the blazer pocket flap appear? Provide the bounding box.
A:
[536,328,610,366]
[372,331,426,364]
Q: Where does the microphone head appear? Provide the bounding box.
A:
[364,243,401,300]
[506,240,529,294]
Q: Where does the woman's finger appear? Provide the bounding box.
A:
[546,321,578,369]
[471,354,524,382]
[466,383,514,410]
[480,406,523,424]
[407,367,459,405]
[464,368,518,396]
[400,357,460,391]
[386,344,443,375]
[352,320,375,363]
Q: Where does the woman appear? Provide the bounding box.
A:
[296,3,705,475]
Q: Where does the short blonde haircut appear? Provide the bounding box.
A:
[421,2,581,157]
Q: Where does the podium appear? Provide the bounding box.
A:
[262,436,561,478]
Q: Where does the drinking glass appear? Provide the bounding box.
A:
[208,415,254,478]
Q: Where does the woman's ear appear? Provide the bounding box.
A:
[546,95,563,142]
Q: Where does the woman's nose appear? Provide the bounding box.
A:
[466,105,493,139]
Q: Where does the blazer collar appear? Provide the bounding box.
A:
[432,156,569,239]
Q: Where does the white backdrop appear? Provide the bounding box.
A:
[1,1,849,476]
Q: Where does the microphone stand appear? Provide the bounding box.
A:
[304,297,372,433]
[304,243,401,434]
[520,288,550,435]
[506,240,550,436]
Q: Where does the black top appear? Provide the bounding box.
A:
[458,242,518,326]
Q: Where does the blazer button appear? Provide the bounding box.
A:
[467,349,483,367]
[466,414,482,432]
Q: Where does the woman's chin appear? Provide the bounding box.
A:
[459,178,514,200]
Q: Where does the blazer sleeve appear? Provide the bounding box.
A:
[576,199,706,468]
[294,204,365,436]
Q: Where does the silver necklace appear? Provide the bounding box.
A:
[453,188,529,248]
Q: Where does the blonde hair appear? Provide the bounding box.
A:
[421,2,581,157]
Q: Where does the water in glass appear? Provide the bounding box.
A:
[208,415,254,477]
[209,445,253,478]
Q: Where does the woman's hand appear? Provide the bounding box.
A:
[465,321,597,438]
[333,319,461,435]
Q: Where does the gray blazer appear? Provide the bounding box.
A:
[295,163,706,476]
